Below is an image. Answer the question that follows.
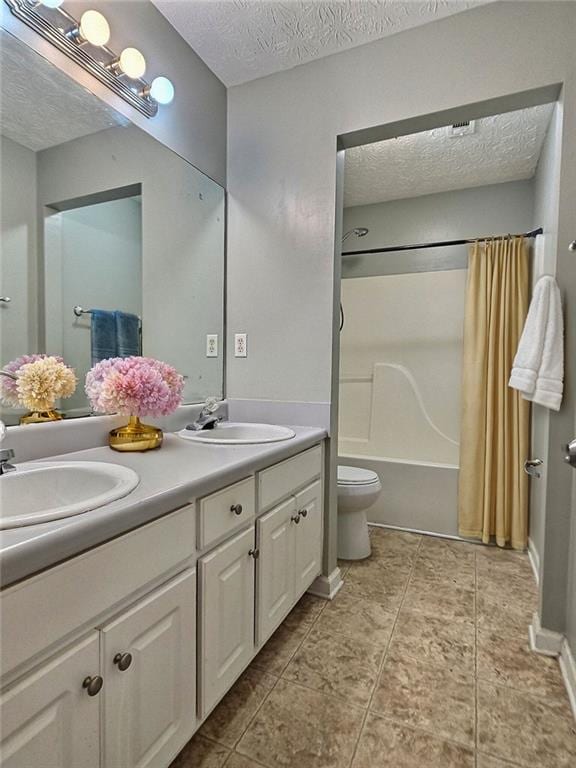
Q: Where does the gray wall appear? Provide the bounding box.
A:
[226,1,576,589]
[342,180,535,278]
[0,0,226,185]
[0,136,37,422]
[529,105,562,573]
[567,413,576,660]
[0,136,36,362]
[226,1,575,405]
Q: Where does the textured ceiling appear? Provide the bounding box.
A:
[344,104,555,207]
[152,0,482,87]
[0,31,127,152]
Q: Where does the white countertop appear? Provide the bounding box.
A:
[0,427,326,588]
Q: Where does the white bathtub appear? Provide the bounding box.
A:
[339,363,460,537]
[338,449,459,537]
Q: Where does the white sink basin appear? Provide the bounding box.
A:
[177,422,296,445]
[0,461,140,530]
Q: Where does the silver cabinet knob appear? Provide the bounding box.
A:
[299,508,308,518]
[230,504,243,516]
[291,514,301,524]
[113,652,133,671]
[82,675,103,696]
[248,548,260,559]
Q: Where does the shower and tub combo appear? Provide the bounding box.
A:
[336,226,463,558]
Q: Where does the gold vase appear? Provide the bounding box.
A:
[109,415,163,452]
[20,409,63,425]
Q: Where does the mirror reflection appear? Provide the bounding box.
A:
[0,30,225,424]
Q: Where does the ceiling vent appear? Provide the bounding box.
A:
[448,120,476,137]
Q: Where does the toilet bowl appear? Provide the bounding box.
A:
[337,465,382,560]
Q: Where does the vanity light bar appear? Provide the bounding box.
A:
[5,0,175,117]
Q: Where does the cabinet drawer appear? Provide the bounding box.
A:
[198,477,255,549]
[258,445,322,512]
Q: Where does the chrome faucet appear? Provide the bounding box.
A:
[186,397,223,431]
[0,417,16,475]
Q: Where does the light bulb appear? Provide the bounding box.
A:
[118,48,146,79]
[149,76,174,105]
[79,10,110,46]
[39,0,64,8]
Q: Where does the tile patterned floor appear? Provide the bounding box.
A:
[171,528,576,768]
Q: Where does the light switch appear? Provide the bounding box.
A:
[206,334,218,357]
[234,333,247,357]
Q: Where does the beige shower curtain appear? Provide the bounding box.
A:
[458,236,530,549]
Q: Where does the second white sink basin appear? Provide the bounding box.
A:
[178,422,296,445]
[0,461,140,529]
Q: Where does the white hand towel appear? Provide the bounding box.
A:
[509,275,564,411]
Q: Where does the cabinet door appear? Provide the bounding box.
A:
[0,634,100,768]
[293,480,323,599]
[199,527,255,717]
[256,496,296,645]
[101,569,196,768]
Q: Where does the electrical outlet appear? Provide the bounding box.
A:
[206,334,218,357]
[234,333,247,357]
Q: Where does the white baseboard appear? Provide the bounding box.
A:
[559,638,576,723]
[529,612,563,657]
[308,567,344,600]
[527,537,540,585]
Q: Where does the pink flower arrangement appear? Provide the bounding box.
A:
[85,357,184,418]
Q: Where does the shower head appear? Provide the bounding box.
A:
[342,227,369,244]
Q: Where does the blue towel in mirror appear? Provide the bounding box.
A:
[116,311,140,357]
[91,310,117,365]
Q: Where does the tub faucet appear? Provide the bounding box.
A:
[186,397,223,431]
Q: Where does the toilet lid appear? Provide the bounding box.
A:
[338,465,380,486]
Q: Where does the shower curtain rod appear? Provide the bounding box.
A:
[341,227,543,257]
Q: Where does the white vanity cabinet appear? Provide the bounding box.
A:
[101,569,197,768]
[256,479,323,645]
[293,480,323,599]
[198,527,256,717]
[256,495,297,644]
[0,568,197,768]
[0,440,325,768]
[0,634,101,768]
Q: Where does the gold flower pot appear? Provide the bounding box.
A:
[109,415,163,452]
[20,409,63,425]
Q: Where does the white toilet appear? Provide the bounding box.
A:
[337,465,382,560]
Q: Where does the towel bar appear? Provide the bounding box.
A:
[73,305,141,321]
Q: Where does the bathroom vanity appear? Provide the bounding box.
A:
[0,430,325,767]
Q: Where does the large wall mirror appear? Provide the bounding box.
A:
[0,30,225,424]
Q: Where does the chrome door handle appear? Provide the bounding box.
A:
[524,458,543,478]
[564,439,576,468]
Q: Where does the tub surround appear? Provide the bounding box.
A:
[0,425,325,586]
